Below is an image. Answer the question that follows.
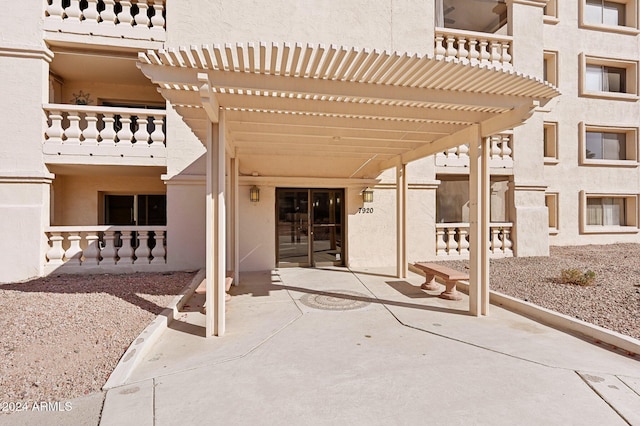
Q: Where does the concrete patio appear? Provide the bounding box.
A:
[5,267,640,425]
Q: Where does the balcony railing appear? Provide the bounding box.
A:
[436,222,513,258]
[436,133,513,169]
[43,104,166,161]
[45,226,167,272]
[44,0,166,42]
[435,28,513,70]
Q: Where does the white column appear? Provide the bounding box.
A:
[231,157,240,285]
[468,126,490,316]
[205,110,226,337]
[480,135,490,315]
[396,163,407,278]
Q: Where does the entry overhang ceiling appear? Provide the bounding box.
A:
[138,42,559,176]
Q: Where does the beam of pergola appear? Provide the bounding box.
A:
[225,110,463,135]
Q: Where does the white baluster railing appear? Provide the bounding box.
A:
[435,132,513,168]
[43,104,167,159]
[435,223,471,257]
[44,0,166,42]
[490,223,513,256]
[435,28,513,70]
[435,223,513,258]
[45,226,167,271]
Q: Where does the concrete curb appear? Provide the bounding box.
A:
[103,269,205,390]
[455,280,640,357]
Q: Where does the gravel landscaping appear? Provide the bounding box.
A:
[0,271,196,404]
[437,244,640,340]
[1,245,638,406]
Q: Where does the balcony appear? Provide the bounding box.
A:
[435,132,513,171]
[436,222,513,258]
[434,28,513,70]
[44,0,166,42]
[43,104,166,166]
[45,226,167,274]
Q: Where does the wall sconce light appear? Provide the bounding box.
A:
[250,185,260,202]
[362,188,374,203]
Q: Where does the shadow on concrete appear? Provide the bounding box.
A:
[0,272,193,315]
[317,267,398,279]
[385,280,436,299]
[220,268,466,316]
[270,284,468,316]
[168,316,206,337]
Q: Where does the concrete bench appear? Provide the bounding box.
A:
[196,270,234,302]
[413,262,468,301]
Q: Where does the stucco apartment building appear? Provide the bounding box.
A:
[1,1,638,304]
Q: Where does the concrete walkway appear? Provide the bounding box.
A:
[5,267,640,425]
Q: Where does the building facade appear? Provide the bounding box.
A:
[0,0,637,287]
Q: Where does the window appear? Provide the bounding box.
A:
[545,193,559,233]
[580,0,639,32]
[104,194,166,226]
[585,0,625,26]
[101,194,167,248]
[543,51,558,86]
[580,123,638,165]
[587,197,626,225]
[580,54,638,100]
[544,122,559,163]
[586,64,626,93]
[544,0,559,23]
[436,178,509,223]
[580,191,638,232]
[436,0,508,33]
[586,131,626,159]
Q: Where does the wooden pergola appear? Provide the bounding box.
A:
[138,42,559,337]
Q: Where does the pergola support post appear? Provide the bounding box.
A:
[205,110,226,337]
[396,162,407,278]
[468,125,490,316]
[231,156,240,285]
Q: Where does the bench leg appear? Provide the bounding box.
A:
[439,280,462,301]
[420,274,440,291]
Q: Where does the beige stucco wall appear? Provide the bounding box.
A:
[0,2,53,282]
[165,180,207,271]
[347,186,398,267]
[58,81,163,107]
[167,0,433,53]
[238,186,276,271]
[542,0,640,246]
[0,182,51,283]
[52,174,165,226]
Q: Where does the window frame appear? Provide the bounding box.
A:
[545,192,559,234]
[544,121,559,164]
[579,191,639,233]
[579,54,639,100]
[544,0,559,24]
[579,0,640,34]
[579,122,638,166]
[543,51,559,87]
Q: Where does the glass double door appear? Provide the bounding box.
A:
[276,188,344,267]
